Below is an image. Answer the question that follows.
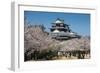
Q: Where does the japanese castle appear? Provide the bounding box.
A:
[50,18,80,40]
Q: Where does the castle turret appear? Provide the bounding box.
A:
[50,18,80,40]
[50,18,71,33]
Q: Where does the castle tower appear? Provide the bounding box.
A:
[50,18,71,33]
[50,18,80,40]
